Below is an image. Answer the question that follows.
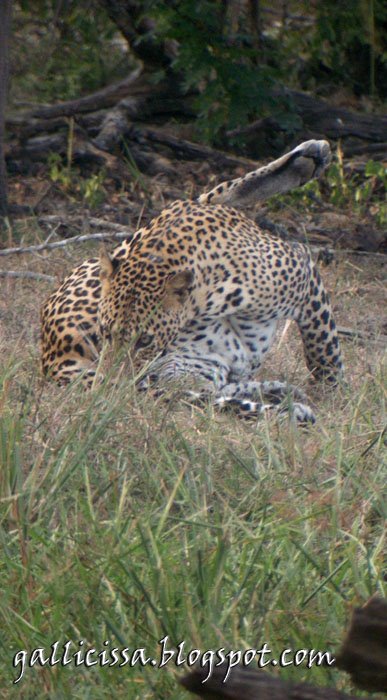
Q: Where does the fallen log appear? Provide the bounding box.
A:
[6,116,254,177]
[92,95,195,151]
[227,94,387,161]
[8,115,74,140]
[283,89,387,142]
[4,65,387,192]
[8,89,387,154]
[127,125,255,169]
[336,596,387,693]
[6,127,174,179]
[181,595,387,699]
[342,142,387,158]
[225,90,387,150]
[180,664,378,700]
[26,67,142,120]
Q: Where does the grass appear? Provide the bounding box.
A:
[0,276,385,698]
[0,183,386,698]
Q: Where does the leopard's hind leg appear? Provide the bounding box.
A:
[296,264,343,382]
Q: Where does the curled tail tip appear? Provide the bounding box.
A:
[294,139,332,174]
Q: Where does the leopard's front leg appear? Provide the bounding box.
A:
[214,379,316,423]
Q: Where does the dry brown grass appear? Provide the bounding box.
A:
[0,177,385,698]
[1,190,385,467]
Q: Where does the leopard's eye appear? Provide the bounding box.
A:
[134,333,154,350]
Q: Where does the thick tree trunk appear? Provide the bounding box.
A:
[97,0,179,68]
[0,0,12,219]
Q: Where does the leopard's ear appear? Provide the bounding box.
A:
[99,246,119,293]
[162,270,194,309]
[99,245,113,277]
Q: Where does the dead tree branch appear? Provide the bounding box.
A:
[227,89,387,146]
[127,125,255,168]
[26,67,142,120]
[41,215,132,231]
[0,270,56,281]
[97,0,179,68]
[0,230,132,256]
[337,326,386,347]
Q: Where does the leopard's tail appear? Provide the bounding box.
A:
[197,140,331,208]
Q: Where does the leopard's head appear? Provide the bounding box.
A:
[98,248,194,362]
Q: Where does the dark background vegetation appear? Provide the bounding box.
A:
[10,0,387,129]
[1,0,386,238]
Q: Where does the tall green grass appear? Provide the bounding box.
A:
[0,354,385,699]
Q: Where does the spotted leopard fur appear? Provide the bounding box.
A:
[41,140,342,422]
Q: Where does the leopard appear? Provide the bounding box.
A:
[41,140,343,422]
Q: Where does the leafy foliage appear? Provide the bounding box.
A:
[48,152,107,209]
[145,0,387,143]
[11,1,387,146]
[268,147,386,228]
[306,0,387,97]
[13,1,130,101]
[150,1,301,144]
[322,151,387,226]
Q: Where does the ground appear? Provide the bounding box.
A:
[0,164,385,698]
